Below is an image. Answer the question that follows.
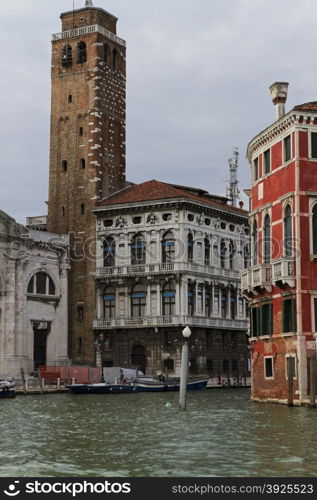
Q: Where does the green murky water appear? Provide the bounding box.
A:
[1,389,316,477]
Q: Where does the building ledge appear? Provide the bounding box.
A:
[52,24,126,47]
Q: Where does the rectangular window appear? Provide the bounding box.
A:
[80,203,85,215]
[251,307,260,336]
[264,357,274,378]
[314,298,317,332]
[253,157,259,180]
[284,135,291,162]
[312,132,317,159]
[282,299,297,333]
[264,149,271,174]
[261,303,273,336]
[77,304,84,320]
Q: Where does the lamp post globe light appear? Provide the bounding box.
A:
[182,326,192,339]
[179,326,191,411]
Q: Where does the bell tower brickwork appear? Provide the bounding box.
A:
[47,4,126,363]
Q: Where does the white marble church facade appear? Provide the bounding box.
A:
[0,211,69,378]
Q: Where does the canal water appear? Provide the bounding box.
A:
[1,389,317,477]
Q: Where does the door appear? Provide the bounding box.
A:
[33,327,48,371]
[132,345,146,374]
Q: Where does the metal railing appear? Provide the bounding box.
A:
[52,24,126,47]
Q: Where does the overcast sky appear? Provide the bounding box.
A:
[1,0,317,223]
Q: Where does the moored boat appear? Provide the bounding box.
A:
[66,383,135,394]
[0,378,16,398]
[66,376,208,394]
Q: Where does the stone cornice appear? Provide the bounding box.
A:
[93,198,248,223]
[247,112,297,162]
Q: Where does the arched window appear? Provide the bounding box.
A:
[263,214,271,264]
[131,234,146,265]
[284,205,292,257]
[103,237,115,267]
[113,49,118,70]
[187,233,194,262]
[104,287,116,319]
[162,231,175,263]
[228,240,235,270]
[131,284,146,318]
[197,284,203,315]
[205,285,212,317]
[27,272,55,296]
[220,239,226,269]
[243,244,250,269]
[61,45,72,66]
[104,43,110,64]
[253,221,258,265]
[188,283,195,316]
[204,237,210,266]
[230,289,236,319]
[313,204,317,254]
[77,42,87,64]
[221,288,227,318]
[162,282,176,316]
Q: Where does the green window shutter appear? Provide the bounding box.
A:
[256,308,261,336]
[313,205,317,254]
[268,303,273,335]
[282,301,287,333]
[292,299,297,332]
[251,308,256,336]
[314,298,317,333]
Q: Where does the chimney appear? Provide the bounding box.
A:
[269,82,289,121]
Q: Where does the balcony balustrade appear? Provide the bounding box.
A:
[241,264,272,294]
[272,258,295,288]
[93,316,248,331]
[52,24,126,47]
[95,262,240,280]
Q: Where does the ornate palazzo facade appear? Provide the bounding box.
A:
[93,180,249,377]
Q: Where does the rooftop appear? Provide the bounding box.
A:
[95,180,247,216]
[293,101,317,112]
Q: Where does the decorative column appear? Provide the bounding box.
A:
[96,287,103,319]
[227,287,231,319]
[156,283,161,317]
[146,282,152,317]
[175,279,181,317]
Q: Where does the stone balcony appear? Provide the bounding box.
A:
[95,262,240,281]
[272,258,295,288]
[93,315,248,331]
[52,24,126,47]
[241,264,272,294]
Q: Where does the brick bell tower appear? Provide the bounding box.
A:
[47,0,126,363]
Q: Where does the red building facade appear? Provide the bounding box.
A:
[242,82,317,405]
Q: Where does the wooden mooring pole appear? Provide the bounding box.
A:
[287,357,294,407]
[21,368,26,396]
[310,352,317,408]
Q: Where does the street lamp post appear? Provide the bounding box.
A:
[179,326,191,411]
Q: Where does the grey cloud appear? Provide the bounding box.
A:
[1,0,317,221]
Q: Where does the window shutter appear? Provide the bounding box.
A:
[291,299,297,332]
[268,303,273,335]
